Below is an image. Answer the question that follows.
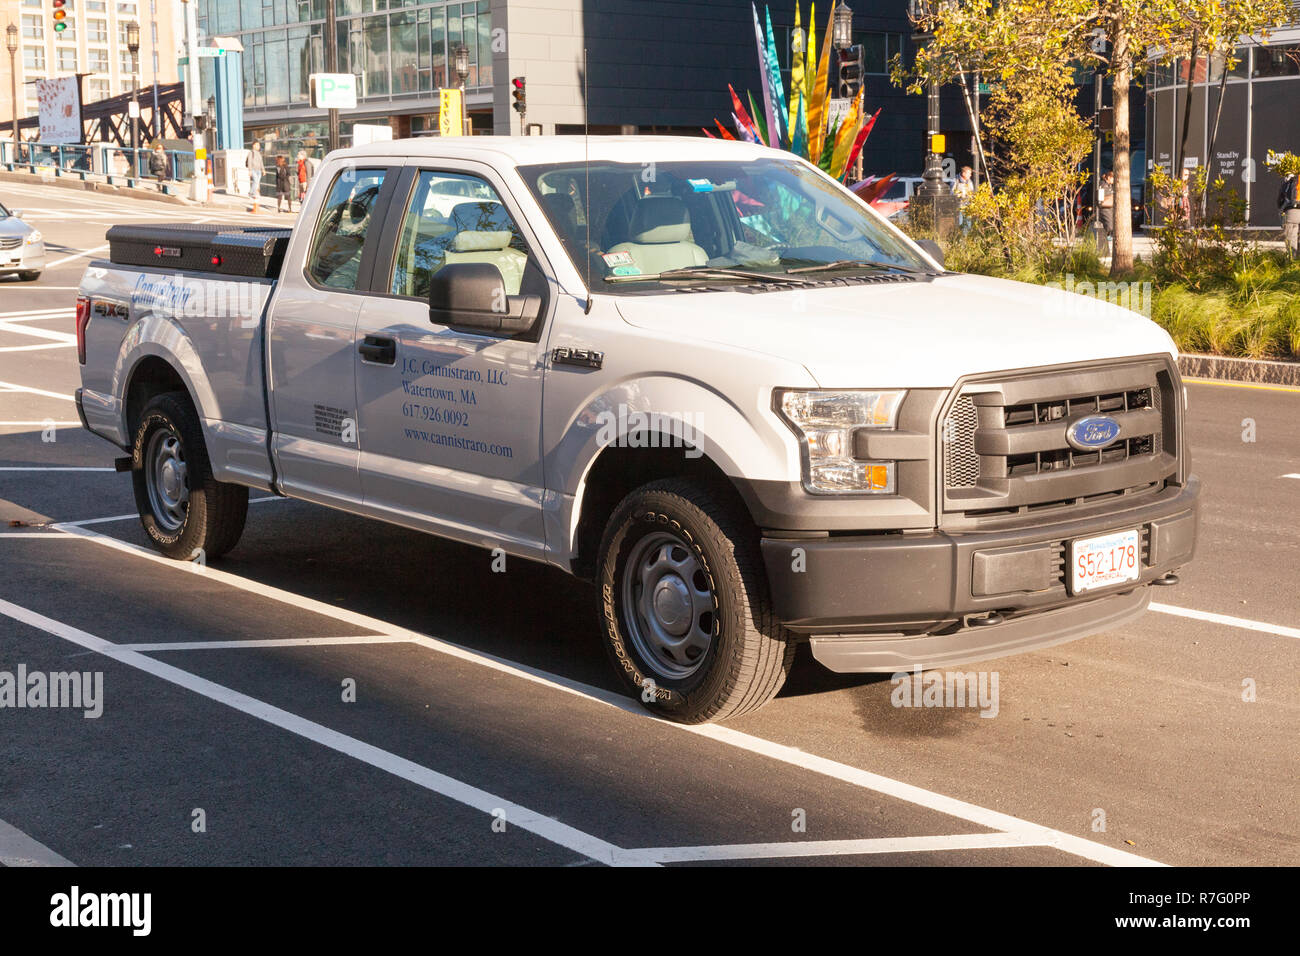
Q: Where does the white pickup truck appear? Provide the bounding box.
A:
[75,136,1199,723]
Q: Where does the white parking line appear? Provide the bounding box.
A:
[0,596,637,868]
[1283,473,1300,480]
[0,308,75,319]
[1151,603,1300,640]
[0,466,115,472]
[0,343,75,352]
[0,421,81,425]
[0,320,76,343]
[53,495,286,528]
[113,636,406,652]
[0,817,76,867]
[0,380,73,401]
[34,521,1166,867]
[617,832,1045,865]
[45,245,110,269]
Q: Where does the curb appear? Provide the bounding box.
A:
[1178,353,1300,388]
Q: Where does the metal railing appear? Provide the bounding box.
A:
[1,140,195,184]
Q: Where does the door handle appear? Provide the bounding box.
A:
[358,335,396,365]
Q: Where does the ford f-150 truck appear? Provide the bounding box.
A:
[75,136,1199,723]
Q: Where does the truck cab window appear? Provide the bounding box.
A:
[306,168,387,290]
[390,170,532,300]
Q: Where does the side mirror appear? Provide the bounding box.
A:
[9,209,23,219]
[915,238,944,269]
[429,262,542,336]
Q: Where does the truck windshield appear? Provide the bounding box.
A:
[518,158,931,291]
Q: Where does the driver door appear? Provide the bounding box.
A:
[352,164,554,560]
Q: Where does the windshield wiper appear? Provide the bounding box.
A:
[605,266,813,285]
[785,259,927,275]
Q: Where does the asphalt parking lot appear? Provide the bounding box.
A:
[0,180,1297,868]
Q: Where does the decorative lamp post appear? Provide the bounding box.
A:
[908,0,948,200]
[126,20,140,160]
[832,2,853,51]
[454,43,470,90]
[6,24,17,166]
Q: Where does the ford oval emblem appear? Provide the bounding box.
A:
[1067,415,1122,451]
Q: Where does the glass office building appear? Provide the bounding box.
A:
[196,0,496,153]
[1146,21,1300,227]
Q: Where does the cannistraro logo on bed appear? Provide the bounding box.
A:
[130,274,197,315]
[128,273,260,324]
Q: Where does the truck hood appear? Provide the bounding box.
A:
[614,273,1176,388]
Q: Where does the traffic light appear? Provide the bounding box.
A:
[837,45,864,99]
[511,77,526,115]
[52,0,68,33]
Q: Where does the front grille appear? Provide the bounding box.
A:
[0,236,22,250]
[941,358,1180,526]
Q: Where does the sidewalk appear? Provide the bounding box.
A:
[0,163,293,216]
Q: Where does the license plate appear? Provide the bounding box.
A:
[1070,528,1141,593]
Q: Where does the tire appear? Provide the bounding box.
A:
[131,391,248,560]
[19,272,40,281]
[597,478,795,723]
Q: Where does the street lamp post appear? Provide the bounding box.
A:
[832,2,853,51]
[126,21,140,166]
[454,43,470,90]
[908,0,946,200]
[5,23,17,167]
[454,43,470,135]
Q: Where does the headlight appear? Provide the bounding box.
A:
[25,230,41,244]
[776,389,905,494]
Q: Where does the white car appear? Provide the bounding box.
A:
[75,136,1199,723]
[0,201,45,281]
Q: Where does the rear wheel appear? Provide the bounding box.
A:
[597,478,795,723]
[19,271,40,281]
[131,391,248,560]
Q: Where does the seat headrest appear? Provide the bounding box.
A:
[451,230,513,252]
[451,201,511,232]
[628,197,691,243]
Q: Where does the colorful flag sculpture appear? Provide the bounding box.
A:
[714,3,891,190]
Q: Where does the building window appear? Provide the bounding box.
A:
[88,78,111,101]
[58,48,78,72]
[22,15,43,39]
[120,50,135,74]
[120,79,135,93]
[89,48,110,72]
[1252,43,1300,78]
[21,0,41,8]
[87,1,106,9]
[23,47,45,71]
[117,3,137,14]
[88,19,108,43]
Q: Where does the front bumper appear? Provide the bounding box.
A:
[0,242,44,273]
[761,475,1199,672]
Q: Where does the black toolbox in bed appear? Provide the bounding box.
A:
[105,223,293,279]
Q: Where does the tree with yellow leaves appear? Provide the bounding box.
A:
[903,0,1291,275]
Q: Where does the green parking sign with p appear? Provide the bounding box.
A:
[310,73,358,110]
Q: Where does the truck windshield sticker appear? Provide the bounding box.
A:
[602,251,635,267]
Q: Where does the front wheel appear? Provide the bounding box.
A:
[597,478,795,723]
[131,391,248,560]
[19,271,40,281]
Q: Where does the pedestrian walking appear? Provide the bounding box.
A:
[1097,170,1115,238]
[296,150,309,203]
[148,143,168,188]
[952,165,974,230]
[248,142,264,213]
[275,155,293,213]
[1279,168,1300,259]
